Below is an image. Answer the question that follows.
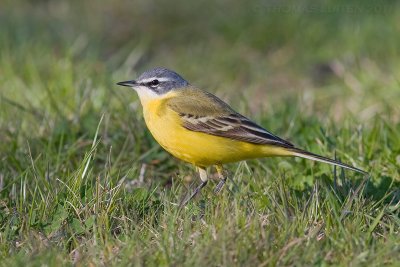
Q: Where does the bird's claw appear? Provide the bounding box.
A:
[213,178,226,194]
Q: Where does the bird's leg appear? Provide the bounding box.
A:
[214,165,227,194]
[180,167,208,207]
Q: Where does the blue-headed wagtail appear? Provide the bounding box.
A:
[117,68,367,206]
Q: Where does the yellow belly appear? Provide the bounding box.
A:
[142,98,290,167]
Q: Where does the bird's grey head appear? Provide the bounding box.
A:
[117,67,189,95]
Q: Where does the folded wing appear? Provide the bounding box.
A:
[167,88,294,147]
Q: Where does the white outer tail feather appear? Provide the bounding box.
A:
[290,148,367,175]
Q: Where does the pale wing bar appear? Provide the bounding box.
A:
[180,113,294,147]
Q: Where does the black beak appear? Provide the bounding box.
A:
[116,80,137,87]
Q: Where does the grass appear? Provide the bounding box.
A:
[0,0,399,266]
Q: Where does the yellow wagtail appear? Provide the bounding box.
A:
[117,67,367,205]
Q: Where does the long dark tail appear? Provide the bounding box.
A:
[288,147,367,175]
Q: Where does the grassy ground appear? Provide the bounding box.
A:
[1,0,399,266]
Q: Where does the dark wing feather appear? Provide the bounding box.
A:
[181,113,294,147]
[166,88,294,147]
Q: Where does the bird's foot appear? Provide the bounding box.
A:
[213,178,227,194]
[180,180,208,207]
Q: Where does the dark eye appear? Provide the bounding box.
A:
[149,79,159,87]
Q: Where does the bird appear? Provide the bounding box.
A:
[117,67,367,206]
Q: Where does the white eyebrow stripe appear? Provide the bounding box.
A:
[138,77,172,83]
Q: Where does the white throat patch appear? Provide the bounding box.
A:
[132,85,163,104]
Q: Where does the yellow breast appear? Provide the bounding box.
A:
[141,93,289,167]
